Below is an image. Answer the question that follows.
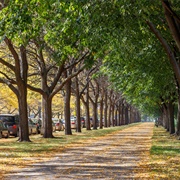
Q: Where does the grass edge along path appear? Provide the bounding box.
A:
[0,123,139,178]
[139,126,180,179]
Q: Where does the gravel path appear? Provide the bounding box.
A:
[4,122,154,180]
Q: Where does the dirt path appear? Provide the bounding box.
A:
[4,122,154,180]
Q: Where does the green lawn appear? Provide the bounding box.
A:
[149,126,180,179]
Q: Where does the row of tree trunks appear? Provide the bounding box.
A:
[160,99,175,134]
[79,72,141,131]
[147,1,180,138]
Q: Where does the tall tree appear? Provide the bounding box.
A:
[0,39,30,141]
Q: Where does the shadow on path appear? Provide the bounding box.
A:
[4,123,154,180]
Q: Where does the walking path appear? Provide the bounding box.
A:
[4,122,154,180]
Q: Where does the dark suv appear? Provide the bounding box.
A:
[0,114,19,137]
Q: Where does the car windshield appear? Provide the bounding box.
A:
[0,116,15,126]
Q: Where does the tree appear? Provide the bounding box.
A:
[0,38,30,141]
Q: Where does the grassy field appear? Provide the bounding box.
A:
[149,126,180,179]
[0,123,137,178]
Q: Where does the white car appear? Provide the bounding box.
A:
[70,117,77,129]
[53,118,65,131]
[28,118,38,134]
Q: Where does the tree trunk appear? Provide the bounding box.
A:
[84,82,91,130]
[118,103,121,126]
[162,0,180,51]
[43,94,53,138]
[121,104,124,125]
[107,104,111,127]
[168,101,175,134]
[176,94,180,135]
[164,107,169,131]
[99,97,103,129]
[76,94,81,132]
[104,91,108,127]
[85,103,91,130]
[64,79,72,135]
[125,106,129,125]
[4,40,30,142]
[111,104,115,126]
[115,106,118,126]
[16,45,29,141]
[92,102,98,130]
[18,86,30,142]
[75,77,81,132]
[137,111,141,122]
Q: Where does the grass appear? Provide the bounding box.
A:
[0,123,138,178]
[149,126,180,179]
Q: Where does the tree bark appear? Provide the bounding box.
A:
[99,97,103,129]
[64,78,72,135]
[92,102,98,130]
[121,103,125,125]
[107,91,112,127]
[125,106,129,125]
[107,104,111,127]
[162,0,180,51]
[163,105,169,131]
[75,76,81,132]
[118,102,121,126]
[17,45,30,141]
[42,94,53,138]
[81,98,91,130]
[104,91,108,127]
[18,85,30,141]
[111,104,115,126]
[168,101,175,134]
[176,94,180,136]
[85,92,91,130]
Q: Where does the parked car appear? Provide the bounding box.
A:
[71,117,77,129]
[0,120,9,138]
[53,118,65,131]
[40,118,56,134]
[0,114,19,137]
[31,118,42,134]
[28,118,38,134]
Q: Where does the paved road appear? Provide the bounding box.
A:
[4,123,154,180]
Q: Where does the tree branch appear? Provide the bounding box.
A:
[147,20,180,85]
[50,64,86,98]
[0,58,15,72]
